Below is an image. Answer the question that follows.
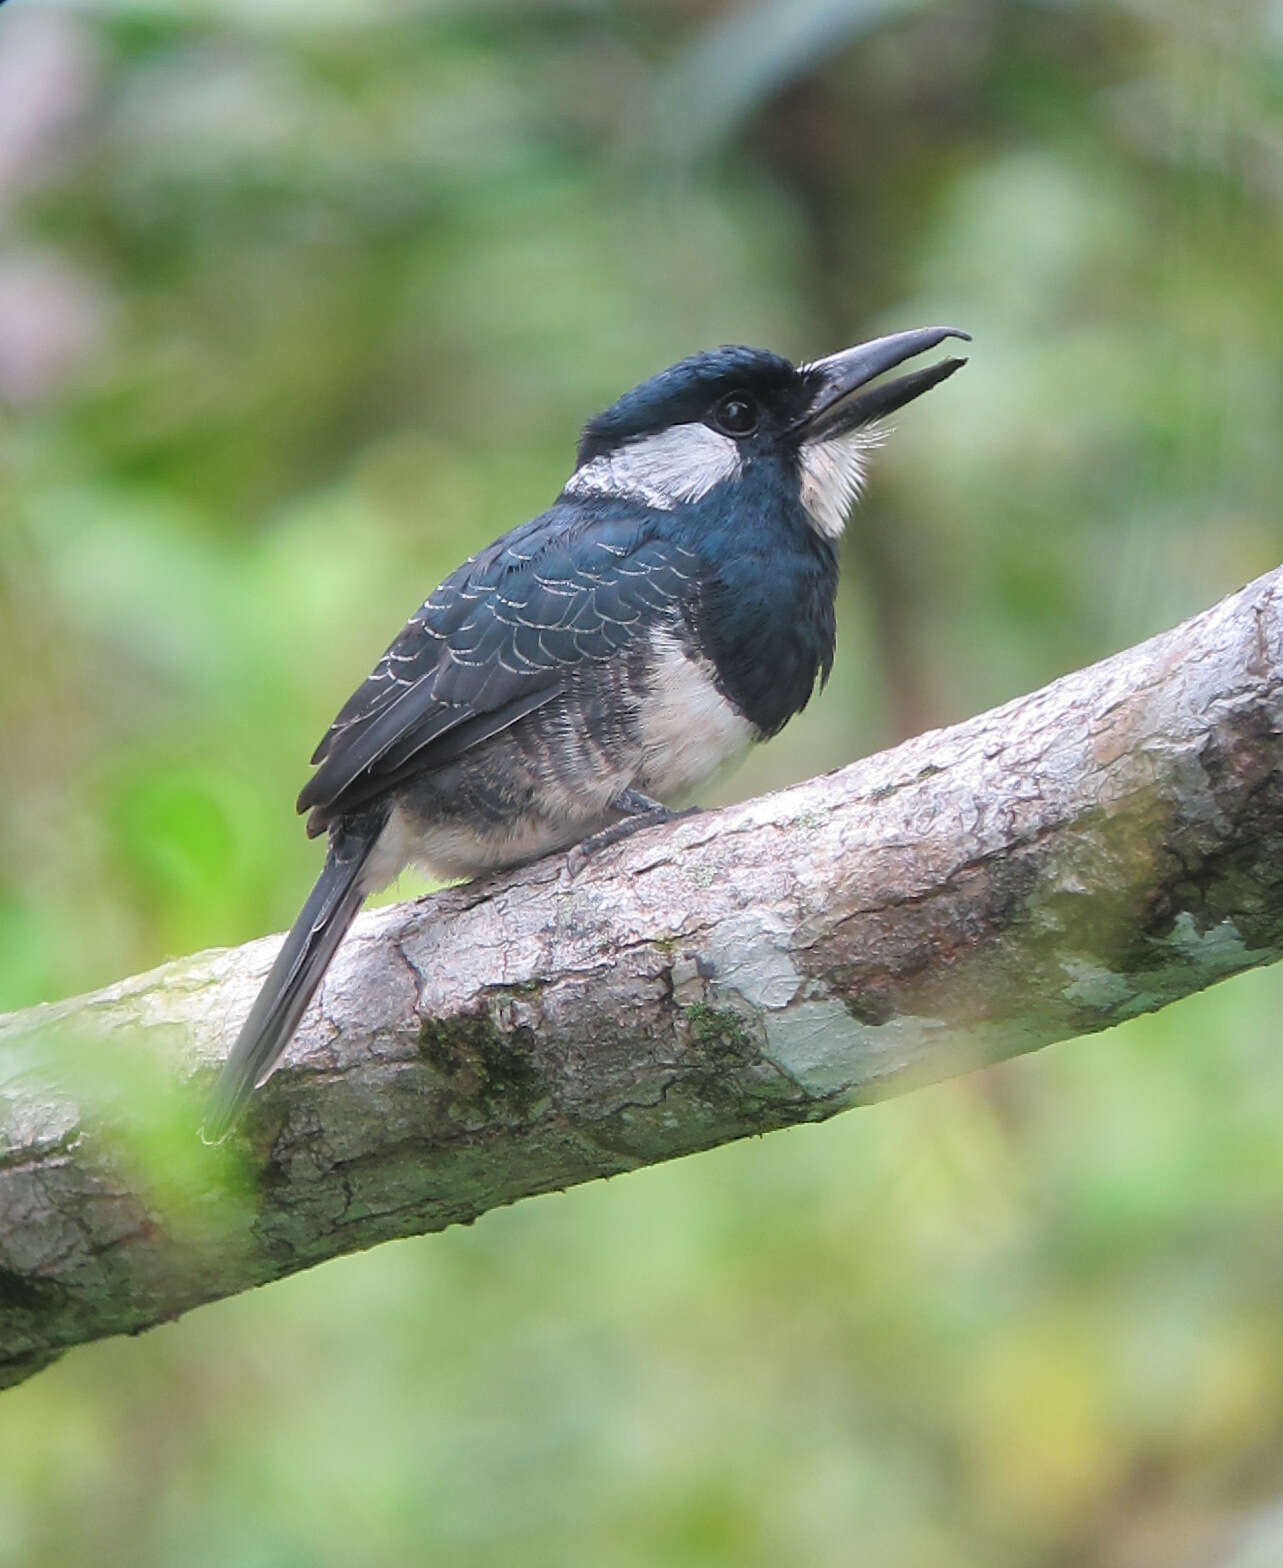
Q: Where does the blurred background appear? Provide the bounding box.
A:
[2,0,1283,1563]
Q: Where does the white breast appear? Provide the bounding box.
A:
[635,628,755,802]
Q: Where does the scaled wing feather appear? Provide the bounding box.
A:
[297,506,701,831]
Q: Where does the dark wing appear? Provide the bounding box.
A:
[296,505,701,833]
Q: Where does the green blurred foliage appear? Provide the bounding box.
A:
[1,0,1282,1563]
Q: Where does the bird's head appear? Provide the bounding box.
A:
[568,326,969,540]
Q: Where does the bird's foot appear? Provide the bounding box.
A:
[564,793,701,878]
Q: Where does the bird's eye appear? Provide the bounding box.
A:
[711,393,759,438]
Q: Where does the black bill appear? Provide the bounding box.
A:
[797,325,970,440]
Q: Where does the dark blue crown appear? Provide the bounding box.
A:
[577,346,799,465]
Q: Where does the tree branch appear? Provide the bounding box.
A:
[3,567,1283,1390]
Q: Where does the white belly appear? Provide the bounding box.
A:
[634,629,755,802]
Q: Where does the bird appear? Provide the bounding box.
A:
[203,325,968,1139]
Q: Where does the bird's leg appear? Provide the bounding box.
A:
[612,788,693,825]
[569,789,701,868]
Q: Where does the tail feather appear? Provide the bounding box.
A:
[203,814,384,1141]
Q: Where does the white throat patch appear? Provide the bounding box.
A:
[797,427,882,541]
[566,422,742,510]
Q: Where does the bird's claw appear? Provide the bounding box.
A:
[563,802,702,879]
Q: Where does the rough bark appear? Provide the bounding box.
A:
[3,566,1282,1391]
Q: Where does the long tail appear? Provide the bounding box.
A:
[203,812,386,1141]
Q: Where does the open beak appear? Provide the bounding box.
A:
[796,326,970,441]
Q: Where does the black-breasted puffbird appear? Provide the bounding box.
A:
[203,326,968,1138]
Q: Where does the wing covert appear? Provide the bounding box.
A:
[297,508,701,832]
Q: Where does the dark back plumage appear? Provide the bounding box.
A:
[298,500,709,835]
